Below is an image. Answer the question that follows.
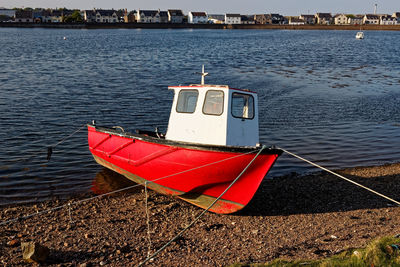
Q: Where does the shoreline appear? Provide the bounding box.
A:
[1,162,400,265]
[1,22,400,31]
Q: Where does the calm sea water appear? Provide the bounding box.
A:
[0,28,399,205]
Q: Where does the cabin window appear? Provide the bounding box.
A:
[203,90,224,116]
[176,90,198,113]
[231,93,254,119]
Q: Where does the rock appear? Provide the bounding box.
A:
[21,242,50,263]
[100,261,106,266]
[330,235,338,239]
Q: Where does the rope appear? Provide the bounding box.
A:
[3,123,88,167]
[47,123,87,161]
[137,145,267,266]
[279,148,400,206]
[52,124,87,149]
[0,148,260,226]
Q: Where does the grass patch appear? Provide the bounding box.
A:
[229,236,400,267]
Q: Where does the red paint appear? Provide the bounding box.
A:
[88,125,280,214]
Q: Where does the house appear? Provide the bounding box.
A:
[83,10,96,22]
[363,14,379,24]
[168,9,184,23]
[14,10,33,22]
[50,10,63,22]
[95,9,118,23]
[225,14,241,24]
[299,14,316,24]
[380,14,396,25]
[269,14,285,24]
[159,11,168,23]
[315,13,333,24]
[347,15,363,25]
[254,14,270,24]
[188,12,208,24]
[208,14,224,24]
[32,9,52,23]
[334,14,348,25]
[124,10,136,23]
[136,10,160,23]
[393,12,400,24]
[288,17,305,25]
[241,15,255,24]
[0,9,15,21]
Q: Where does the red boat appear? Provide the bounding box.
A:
[88,67,282,214]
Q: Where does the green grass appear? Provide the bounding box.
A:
[229,236,400,267]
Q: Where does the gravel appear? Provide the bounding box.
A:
[1,163,400,266]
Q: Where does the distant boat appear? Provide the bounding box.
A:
[356,31,364,39]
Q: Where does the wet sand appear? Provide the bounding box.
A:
[1,163,400,266]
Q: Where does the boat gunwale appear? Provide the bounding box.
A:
[88,124,283,155]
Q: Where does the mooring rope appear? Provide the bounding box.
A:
[279,147,400,206]
[137,145,267,266]
[0,147,261,226]
[47,123,87,161]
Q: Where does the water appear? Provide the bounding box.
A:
[0,28,399,206]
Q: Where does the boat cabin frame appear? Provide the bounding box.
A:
[165,84,260,147]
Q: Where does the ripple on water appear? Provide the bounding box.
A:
[0,28,400,205]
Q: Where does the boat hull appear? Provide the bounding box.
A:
[88,125,282,214]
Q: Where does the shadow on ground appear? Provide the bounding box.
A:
[239,166,400,216]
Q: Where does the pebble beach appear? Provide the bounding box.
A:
[1,163,400,266]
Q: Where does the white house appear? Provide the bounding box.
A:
[168,9,184,23]
[225,14,241,24]
[363,14,379,24]
[380,15,396,25]
[334,14,348,25]
[14,10,33,22]
[136,10,160,23]
[347,15,363,25]
[95,9,118,23]
[188,12,208,24]
[288,17,305,25]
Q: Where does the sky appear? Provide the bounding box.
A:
[1,0,399,15]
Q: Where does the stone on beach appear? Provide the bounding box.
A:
[21,242,50,263]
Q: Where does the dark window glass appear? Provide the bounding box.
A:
[231,93,254,119]
[176,90,198,113]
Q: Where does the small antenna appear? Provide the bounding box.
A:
[200,65,208,85]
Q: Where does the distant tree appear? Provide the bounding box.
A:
[0,15,12,22]
[64,10,83,23]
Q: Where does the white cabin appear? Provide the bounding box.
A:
[165,83,259,147]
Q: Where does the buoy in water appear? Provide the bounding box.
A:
[63,37,67,40]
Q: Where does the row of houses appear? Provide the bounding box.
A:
[1,8,400,25]
[300,13,400,25]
